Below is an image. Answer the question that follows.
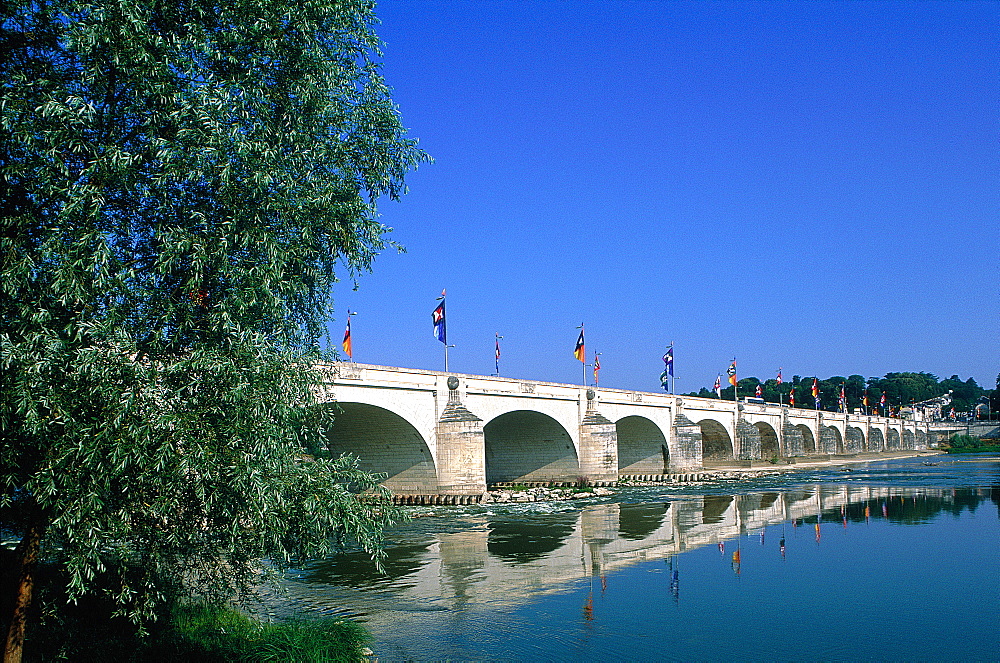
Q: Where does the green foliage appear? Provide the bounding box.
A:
[944,434,1000,454]
[161,603,371,662]
[22,591,371,662]
[1,0,425,647]
[687,370,987,414]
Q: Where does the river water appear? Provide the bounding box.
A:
[281,455,1000,661]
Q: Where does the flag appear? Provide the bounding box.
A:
[664,345,674,377]
[776,368,782,385]
[811,378,819,398]
[789,388,795,407]
[342,317,353,359]
[573,326,585,362]
[714,374,722,398]
[594,353,601,385]
[495,335,501,374]
[727,359,737,386]
[839,384,846,412]
[432,291,446,343]
[755,384,762,398]
[863,389,869,407]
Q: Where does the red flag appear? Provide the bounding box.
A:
[755,384,762,398]
[573,326,585,362]
[727,359,737,386]
[789,389,795,407]
[811,378,819,398]
[776,368,782,385]
[593,353,601,385]
[342,317,353,359]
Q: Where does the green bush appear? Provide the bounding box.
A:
[159,603,371,662]
[945,434,1000,453]
[22,592,371,662]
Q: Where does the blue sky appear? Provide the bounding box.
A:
[330,0,998,393]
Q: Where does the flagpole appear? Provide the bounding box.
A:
[575,323,586,386]
[433,289,447,371]
[346,310,357,362]
[670,341,675,395]
[731,358,738,403]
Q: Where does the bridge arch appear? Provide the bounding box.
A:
[698,419,733,462]
[820,426,843,454]
[320,402,437,494]
[846,426,865,453]
[616,415,669,475]
[483,410,578,484]
[915,429,927,449]
[619,502,668,540]
[487,510,579,562]
[887,428,901,450]
[796,424,816,454]
[869,428,884,452]
[903,429,915,450]
[754,422,780,460]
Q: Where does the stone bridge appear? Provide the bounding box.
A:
[318,363,935,497]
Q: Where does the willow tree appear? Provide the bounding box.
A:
[0,0,427,658]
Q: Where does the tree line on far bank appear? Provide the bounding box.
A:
[683,371,999,417]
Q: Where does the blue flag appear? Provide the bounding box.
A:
[432,294,446,344]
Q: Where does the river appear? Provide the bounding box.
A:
[279,455,1000,661]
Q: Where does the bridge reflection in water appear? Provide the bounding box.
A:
[273,452,1000,660]
[285,483,996,616]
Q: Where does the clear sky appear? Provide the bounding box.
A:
[329,0,999,393]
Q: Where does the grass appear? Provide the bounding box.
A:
[22,594,372,662]
[158,603,371,662]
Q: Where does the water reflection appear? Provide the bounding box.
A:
[281,457,1000,660]
[293,488,999,612]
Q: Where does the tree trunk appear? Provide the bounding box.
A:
[3,517,45,663]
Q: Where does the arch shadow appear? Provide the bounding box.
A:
[754,422,780,459]
[321,402,436,494]
[617,415,668,474]
[846,426,865,453]
[698,419,733,462]
[796,424,816,454]
[821,426,844,454]
[869,428,885,452]
[484,410,578,484]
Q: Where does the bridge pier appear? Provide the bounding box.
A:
[736,417,761,461]
[579,389,618,483]
[669,408,702,470]
[783,420,805,457]
[436,377,487,495]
